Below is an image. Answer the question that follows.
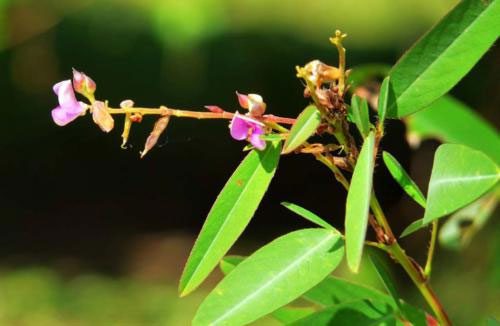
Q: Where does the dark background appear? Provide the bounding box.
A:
[0,0,498,324]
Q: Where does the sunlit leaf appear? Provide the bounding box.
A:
[387,0,500,118]
[179,143,281,296]
[281,202,335,230]
[383,151,426,208]
[439,190,498,250]
[282,105,321,154]
[423,144,499,224]
[406,95,500,164]
[193,228,344,326]
[350,95,371,138]
[345,131,376,272]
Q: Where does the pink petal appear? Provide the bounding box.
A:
[249,130,266,150]
[230,113,249,140]
[56,80,82,113]
[51,106,81,126]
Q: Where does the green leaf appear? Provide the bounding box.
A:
[406,95,500,164]
[423,144,499,224]
[193,228,344,326]
[303,276,395,308]
[281,202,335,230]
[345,131,376,272]
[272,306,316,324]
[179,143,281,296]
[377,76,390,126]
[219,255,246,275]
[383,151,426,208]
[387,0,500,118]
[282,105,322,154]
[400,218,426,238]
[439,190,498,249]
[291,300,396,326]
[369,250,402,312]
[350,95,371,138]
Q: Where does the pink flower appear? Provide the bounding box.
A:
[51,80,87,126]
[230,112,266,150]
[72,68,96,97]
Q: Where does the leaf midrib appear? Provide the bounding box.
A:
[391,2,492,112]
[211,232,336,325]
[185,149,276,290]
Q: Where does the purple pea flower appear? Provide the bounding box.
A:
[51,80,87,126]
[230,112,266,150]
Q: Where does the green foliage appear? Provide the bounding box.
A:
[377,76,390,126]
[369,251,402,311]
[406,95,500,164]
[179,143,281,296]
[193,229,344,325]
[387,0,500,118]
[272,307,316,324]
[383,151,426,208]
[423,144,499,224]
[282,105,322,154]
[345,131,375,273]
[281,201,335,230]
[350,95,371,138]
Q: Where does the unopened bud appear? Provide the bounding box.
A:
[235,91,266,117]
[120,99,135,108]
[130,113,143,123]
[72,68,96,98]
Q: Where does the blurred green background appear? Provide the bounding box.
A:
[0,0,498,325]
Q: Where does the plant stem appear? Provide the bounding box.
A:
[388,242,452,325]
[424,221,438,277]
[106,106,296,125]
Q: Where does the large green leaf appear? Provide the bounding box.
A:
[291,300,397,326]
[272,306,316,324]
[179,143,281,296]
[350,95,371,138]
[387,0,500,118]
[423,144,499,224]
[345,131,376,272]
[383,151,426,208]
[406,95,500,164]
[193,228,344,326]
[282,105,321,154]
[281,202,335,230]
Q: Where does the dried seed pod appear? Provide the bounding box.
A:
[92,101,114,132]
[121,113,132,149]
[140,115,170,158]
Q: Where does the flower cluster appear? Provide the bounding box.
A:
[51,70,278,156]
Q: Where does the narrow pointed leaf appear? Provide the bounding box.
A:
[193,228,344,326]
[282,105,321,154]
[383,151,426,208]
[281,202,335,230]
[345,131,376,272]
[377,76,390,126]
[406,95,500,164]
[350,95,370,138]
[387,0,500,118]
[400,218,426,238]
[423,144,499,224]
[179,143,281,296]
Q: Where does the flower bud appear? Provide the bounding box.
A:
[235,91,266,117]
[72,68,96,98]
